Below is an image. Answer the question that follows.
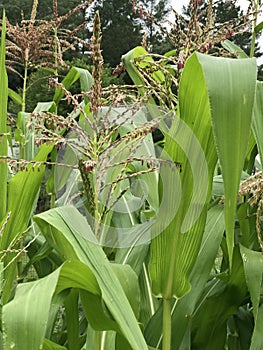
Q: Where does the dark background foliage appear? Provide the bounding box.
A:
[1,0,262,113]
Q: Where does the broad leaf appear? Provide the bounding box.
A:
[122,46,164,104]
[3,258,140,350]
[8,88,22,105]
[240,245,263,349]
[149,52,218,298]
[53,66,93,105]
[0,144,53,303]
[3,267,61,350]
[250,304,263,349]
[221,40,248,58]
[145,205,225,349]
[191,247,247,349]
[199,53,257,267]
[3,260,99,350]
[34,206,148,350]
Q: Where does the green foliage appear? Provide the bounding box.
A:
[8,68,55,115]
[8,60,125,115]
[0,144,53,303]
[1,3,263,350]
[4,206,148,349]
[0,10,7,222]
[200,54,257,266]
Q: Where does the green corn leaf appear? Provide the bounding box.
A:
[0,11,8,222]
[139,262,160,327]
[4,145,52,241]
[221,40,248,58]
[122,46,164,104]
[149,52,218,299]
[53,66,93,105]
[115,244,156,328]
[23,237,57,278]
[8,88,22,105]
[42,339,67,350]
[64,288,82,350]
[145,205,225,349]
[244,130,257,173]
[0,144,53,304]
[81,265,140,332]
[3,260,99,350]
[122,46,165,85]
[250,305,263,349]
[240,244,263,348]
[85,329,116,350]
[254,21,263,35]
[33,101,57,113]
[199,53,257,267]
[81,290,120,332]
[34,206,148,350]
[16,102,56,161]
[111,263,140,318]
[191,246,247,349]
[3,266,61,350]
[237,203,255,249]
[252,81,263,164]
[170,205,225,348]
[3,259,139,349]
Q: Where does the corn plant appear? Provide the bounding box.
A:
[1,1,263,350]
[4,0,92,161]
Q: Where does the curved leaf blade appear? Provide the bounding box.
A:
[145,205,225,349]
[122,46,164,104]
[34,206,148,350]
[149,52,218,298]
[198,53,257,266]
[221,40,248,59]
[53,66,93,105]
[0,144,53,304]
[240,244,263,348]
[254,21,263,35]
[3,267,61,350]
[3,259,140,350]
